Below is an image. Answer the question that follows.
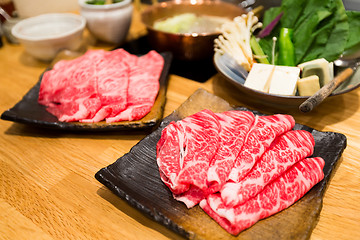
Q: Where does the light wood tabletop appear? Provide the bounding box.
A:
[1,6,360,240]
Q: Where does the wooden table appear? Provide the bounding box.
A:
[1,8,360,240]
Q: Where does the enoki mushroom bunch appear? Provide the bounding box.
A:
[215,11,262,71]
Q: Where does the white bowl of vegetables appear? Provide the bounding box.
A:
[79,0,133,44]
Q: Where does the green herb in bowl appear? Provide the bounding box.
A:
[85,0,123,4]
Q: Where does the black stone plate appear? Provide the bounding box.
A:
[95,89,347,239]
[1,51,172,132]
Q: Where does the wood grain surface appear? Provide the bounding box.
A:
[1,6,360,240]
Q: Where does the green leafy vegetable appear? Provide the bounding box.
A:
[257,11,283,38]
[259,0,351,65]
[280,0,307,28]
[301,0,349,62]
[344,11,360,53]
[262,7,282,27]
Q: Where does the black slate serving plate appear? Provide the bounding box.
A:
[95,89,347,240]
[1,51,172,131]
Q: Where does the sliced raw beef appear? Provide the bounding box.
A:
[173,110,255,208]
[227,114,295,183]
[221,130,315,207]
[38,49,164,123]
[81,49,136,123]
[156,122,189,194]
[207,111,255,193]
[173,185,205,208]
[200,157,325,235]
[156,109,221,194]
[106,50,164,122]
[39,50,106,121]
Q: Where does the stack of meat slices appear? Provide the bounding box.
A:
[38,49,164,123]
[156,109,325,235]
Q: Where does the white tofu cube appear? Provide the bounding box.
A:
[269,65,300,95]
[244,63,275,92]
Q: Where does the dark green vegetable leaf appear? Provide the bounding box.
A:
[280,0,307,28]
[302,0,349,62]
[293,8,333,63]
[259,8,282,65]
[258,0,351,65]
[345,11,360,51]
[262,7,282,27]
[257,12,283,38]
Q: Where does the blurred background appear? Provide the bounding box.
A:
[1,0,359,48]
[1,0,359,21]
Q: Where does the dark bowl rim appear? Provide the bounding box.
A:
[213,52,360,102]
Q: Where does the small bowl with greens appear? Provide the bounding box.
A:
[85,0,124,4]
[214,0,360,110]
[79,0,133,44]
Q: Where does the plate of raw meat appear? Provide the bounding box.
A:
[1,49,172,131]
[95,88,347,239]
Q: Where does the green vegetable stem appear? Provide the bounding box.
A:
[250,36,270,64]
[278,28,295,66]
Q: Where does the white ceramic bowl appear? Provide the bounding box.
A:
[12,13,86,61]
[79,0,133,44]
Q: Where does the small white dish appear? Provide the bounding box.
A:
[12,13,86,61]
[79,0,133,44]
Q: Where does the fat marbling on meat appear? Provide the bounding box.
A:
[38,49,164,123]
[174,110,255,208]
[156,109,221,195]
[221,130,315,207]
[157,110,323,235]
[106,51,164,122]
[227,114,296,183]
[39,50,107,122]
[81,49,136,123]
[200,157,325,235]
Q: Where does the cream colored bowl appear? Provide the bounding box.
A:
[12,13,86,61]
[79,0,133,44]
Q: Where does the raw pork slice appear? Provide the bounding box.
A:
[200,157,325,235]
[221,130,315,207]
[156,109,221,194]
[173,110,255,208]
[227,114,295,183]
[106,50,164,122]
